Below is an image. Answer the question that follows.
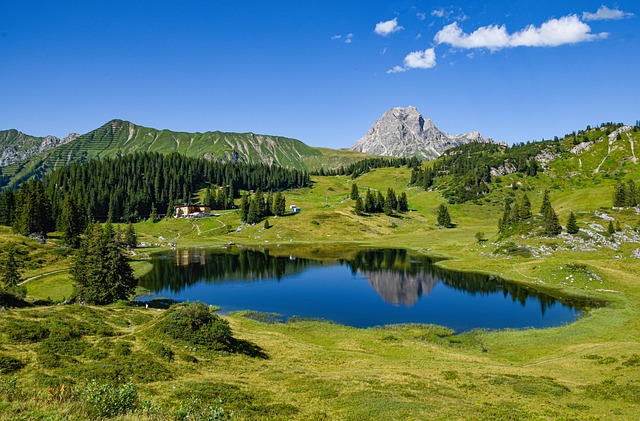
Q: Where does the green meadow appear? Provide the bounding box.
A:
[2,130,640,419]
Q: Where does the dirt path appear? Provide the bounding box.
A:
[18,269,68,286]
[629,133,637,164]
[594,138,613,174]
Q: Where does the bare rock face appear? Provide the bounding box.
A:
[351,106,494,160]
[0,130,79,167]
[364,269,439,307]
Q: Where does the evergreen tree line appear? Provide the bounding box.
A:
[240,190,287,224]
[0,152,310,233]
[314,157,416,179]
[352,184,408,216]
[613,180,639,208]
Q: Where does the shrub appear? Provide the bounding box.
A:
[78,380,139,418]
[0,354,24,374]
[5,320,50,343]
[146,341,174,361]
[157,302,232,349]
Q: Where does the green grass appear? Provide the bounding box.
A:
[3,130,640,418]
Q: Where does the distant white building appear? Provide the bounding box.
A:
[289,204,301,213]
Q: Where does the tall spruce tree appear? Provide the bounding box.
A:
[437,204,452,228]
[365,189,375,213]
[539,190,552,216]
[520,194,532,220]
[398,192,409,212]
[71,223,136,304]
[350,183,359,200]
[0,246,22,289]
[566,211,579,234]
[124,222,137,249]
[60,195,86,248]
[13,179,53,236]
[354,196,364,215]
[543,207,561,236]
[613,182,626,207]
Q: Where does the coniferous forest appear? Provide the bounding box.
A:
[0,152,310,233]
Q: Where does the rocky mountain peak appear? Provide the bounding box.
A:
[351,106,494,160]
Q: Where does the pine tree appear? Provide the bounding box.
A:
[264,219,270,229]
[566,211,579,234]
[124,222,137,249]
[247,197,260,224]
[437,204,452,228]
[354,196,364,215]
[0,246,22,289]
[607,220,615,234]
[350,183,359,200]
[520,194,532,220]
[71,223,136,305]
[613,182,626,207]
[376,191,385,213]
[240,194,250,222]
[365,189,375,213]
[543,207,561,237]
[499,201,511,233]
[616,221,622,232]
[150,203,160,222]
[273,192,286,216]
[398,192,409,212]
[386,188,397,212]
[166,199,174,219]
[539,190,552,216]
[265,192,274,217]
[60,195,86,248]
[627,180,637,207]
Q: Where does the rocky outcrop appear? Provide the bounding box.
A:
[351,106,494,160]
[0,130,79,167]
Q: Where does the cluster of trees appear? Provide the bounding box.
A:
[0,152,310,235]
[498,191,566,237]
[71,222,137,304]
[202,185,235,211]
[240,190,286,225]
[0,179,53,236]
[352,184,408,216]
[613,180,638,208]
[316,157,417,178]
[498,193,532,233]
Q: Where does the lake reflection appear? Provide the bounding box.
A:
[138,247,583,331]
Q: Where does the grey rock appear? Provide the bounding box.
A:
[351,106,495,160]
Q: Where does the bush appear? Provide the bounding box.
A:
[78,380,139,418]
[0,353,24,374]
[5,320,50,343]
[157,302,232,349]
[146,341,174,361]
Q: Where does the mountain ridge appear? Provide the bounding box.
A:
[0,119,374,188]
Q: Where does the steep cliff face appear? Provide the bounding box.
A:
[351,106,494,160]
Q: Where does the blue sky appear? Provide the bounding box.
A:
[1,1,638,148]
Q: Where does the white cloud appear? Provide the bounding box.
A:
[331,33,353,44]
[387,48,436,73]
[416,12,427,21]
[375,18,404,36]
[583,5,634,21]
[432,9,445,18]
[434,15,607,51]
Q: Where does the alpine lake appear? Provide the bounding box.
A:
[137,246,591,332]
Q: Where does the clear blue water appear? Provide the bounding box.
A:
[137,247,584,332]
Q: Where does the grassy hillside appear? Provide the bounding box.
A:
[2,124,640,419]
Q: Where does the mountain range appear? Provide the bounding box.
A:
[351,106,496,160]
[1,108,497,188]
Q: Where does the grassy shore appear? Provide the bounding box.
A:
[2,165,640,419]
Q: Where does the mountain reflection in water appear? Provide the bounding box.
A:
[137,247,585,330]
